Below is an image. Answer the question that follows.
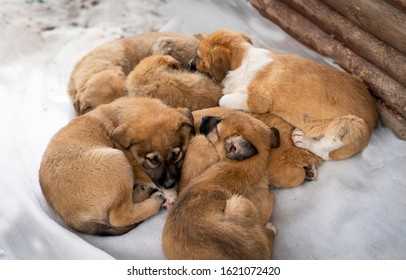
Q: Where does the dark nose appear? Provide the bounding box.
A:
[163,178,176,189]
[188,56,197,72]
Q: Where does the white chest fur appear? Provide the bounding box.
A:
[220,47,273,111]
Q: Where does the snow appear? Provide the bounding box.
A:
[0,0,405,260]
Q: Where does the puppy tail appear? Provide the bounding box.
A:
[80,220,138,236]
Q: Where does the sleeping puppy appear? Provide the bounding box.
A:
[68,32,200,115]
[191,107,323,188]
[190,29,378,160]
[163,111,279,259]
[126,55,222,111]
[39,97,194,235]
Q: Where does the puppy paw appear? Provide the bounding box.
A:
[291,128,306,148]
[161,187,178,210]
[152,37,174,55]
[304,164,318,181]
[266,222,277,236]
[151,189,165,200]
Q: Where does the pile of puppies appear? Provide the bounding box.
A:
[39,29,377,259]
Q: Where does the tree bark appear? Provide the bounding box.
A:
[321,0,406,54]
[280,0,406,88]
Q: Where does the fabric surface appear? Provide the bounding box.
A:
[1,0,405,260]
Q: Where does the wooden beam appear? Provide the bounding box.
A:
[280,0,406,88]
[321,0,406,54]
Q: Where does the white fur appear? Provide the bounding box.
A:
[161,187,178,209]
[291,128,344,160]
[220,46,273,111]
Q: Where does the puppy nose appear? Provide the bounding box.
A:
[188,56,197,72]
[163,179,176,189]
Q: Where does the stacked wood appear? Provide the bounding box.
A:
[250,0,406,140]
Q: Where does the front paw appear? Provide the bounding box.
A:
[161,187,178,210]
[291,128,305,148]
[304,164,318,181]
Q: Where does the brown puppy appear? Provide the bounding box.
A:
[126,55,222,111]
[39,97,194,235]
[190,29,378,161]
[68,32,200,115]
[192,107,323,188]
[162,111,279,259]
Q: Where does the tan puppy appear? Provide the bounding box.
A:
[126,55,222,111]
[39,97,194,235]
[190,29,378,161]
[68,32,200,115]
[191,107,323,188]
[162,111,279,259]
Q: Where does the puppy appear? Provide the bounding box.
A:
[190,29,378,160]
[39,97,194,235]
[162,111,279,259]
[68,32,200,115]
[192,107,323,188]
[126,55,222,111]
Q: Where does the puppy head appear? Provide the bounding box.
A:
[111,98,195,189]
[199,111,279,162]
[189,29,252,82]
[151,36,199,69]
[74,69,126,115]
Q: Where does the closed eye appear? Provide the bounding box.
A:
[171,147,182,163]
[146,153,160,167]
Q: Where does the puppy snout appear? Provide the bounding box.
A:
[188,56,197,72]
[163,178,176,189]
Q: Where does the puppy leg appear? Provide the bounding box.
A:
[109,189,164,228]
[265,222,276,259]
[132,182,159,203]
[291,115,369,160]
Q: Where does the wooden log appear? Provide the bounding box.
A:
[386,0,406,12]
[250,0,406,139]
[320,0,406,54]
[378,100,406,139]
[280,0,406,88]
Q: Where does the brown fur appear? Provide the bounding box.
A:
[192,29,378,160]
[68,32,200,115]
[39,97,194,235]
[162,111,279,259]
[126,55,222,111]
[191,107,323,188]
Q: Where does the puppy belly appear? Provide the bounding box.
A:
[219,93,249,111]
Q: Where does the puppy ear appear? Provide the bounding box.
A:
[111,123,134,149]
[177,107,195,135]
[209,46,231,83]
[270,127,280,148]
[193,32,208,41]
[162,55,181,70]
[225,136,258,160]
[240,32,253,45]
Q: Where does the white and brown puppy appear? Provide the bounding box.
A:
[39,97,194,235]
[126,55,222,111]
[163,111,279,259]
[190,29,378,160]
[68,32,200,115]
